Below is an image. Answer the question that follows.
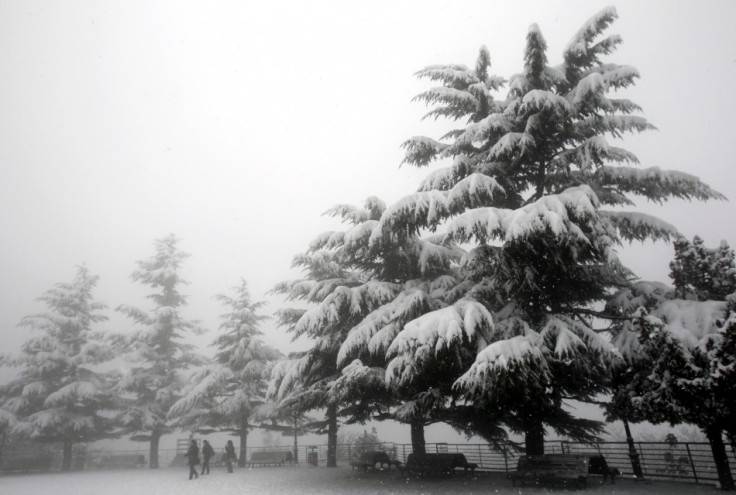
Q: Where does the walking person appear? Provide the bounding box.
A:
[225,440,236,473]
[201,439,214,475]
[186,440,200,480]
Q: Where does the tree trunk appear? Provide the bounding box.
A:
[623,419,644,478]
[293,415,299,464]
[238,415,249,468]
[524,418,545,456]
[61,439,73,471]
[326,404,338,467]
[706,425,735,491]
[410,419,426,454]
[149,429,161,469]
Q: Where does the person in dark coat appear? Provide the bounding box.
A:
[186,440,200,480]
[225,440,236,473]
[201,439,214,475]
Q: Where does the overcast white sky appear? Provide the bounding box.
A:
[1,0,735,363]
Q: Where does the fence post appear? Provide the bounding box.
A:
[685,443,699,485]
[478,444,483,470]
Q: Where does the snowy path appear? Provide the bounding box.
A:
[0,466,724,495]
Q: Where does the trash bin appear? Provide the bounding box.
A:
[307,452,318,467]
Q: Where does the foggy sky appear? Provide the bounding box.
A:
[1,0,735,367]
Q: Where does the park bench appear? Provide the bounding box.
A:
[246,450,293,467]
[588,455,619,483]
[400,453,478,477]
[510,454,589,488]
[98,454,146,469]
[349,451,400,471]
[1,455,53,473]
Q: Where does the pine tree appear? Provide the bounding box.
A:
[325,198,499,452]
[0,265,116,471]
[375,7,722,455]
[168,279,281,466]
[609,238,736,490]
[669,235,736,300]
[270,235,381,466]
[114,234,204,468]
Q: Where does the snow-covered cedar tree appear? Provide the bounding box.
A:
[669,235,736,301]
[269,197,457,462]
[114,234,205,468]
[374,7,723,455]
[314,198,503,453]
[608,238,736,490]
[167,279,281,466]
[0,265,116,471]
[269,202,392,467]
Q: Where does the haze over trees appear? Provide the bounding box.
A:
[168,279,281,466]
[113,234,206,468]
[0,265,116,471]
[0,6,734,490]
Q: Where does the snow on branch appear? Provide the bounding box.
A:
[414,64,477,86]
[450,114,511,149]
[307,231,345,252]
[564,6,619,67]
[553,136,639,171]
[293,281,398,338]
[595,64,640,90]
[371,175,504,243]
[413,87,478,118]
[418,162,466,192]
[575,115,653,139]
[602,211,678,242]
[337,281,446,366]
[594,166,726,203]
[541,314,618,358]
[43,381,98,407]
[386,299,493,386]
[520,89,571,115]
[329,359,386,402]
[402,136,449,167]
[454,332,549,396]
[167,366,232,419]
[447,185,600,244]
[343,220,379,252]
[488,132,526,161]
[651,299,728,350]
[268,357,308,401]
[323,197,386,225]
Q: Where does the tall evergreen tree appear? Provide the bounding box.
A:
[0,265,116,470]
[374,7,722,454]
[328,198,503,451]
[114,234,204,468]
[168,279,281,466]
[269,241,379,466]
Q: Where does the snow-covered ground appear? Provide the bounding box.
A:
[0,466,725,495]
